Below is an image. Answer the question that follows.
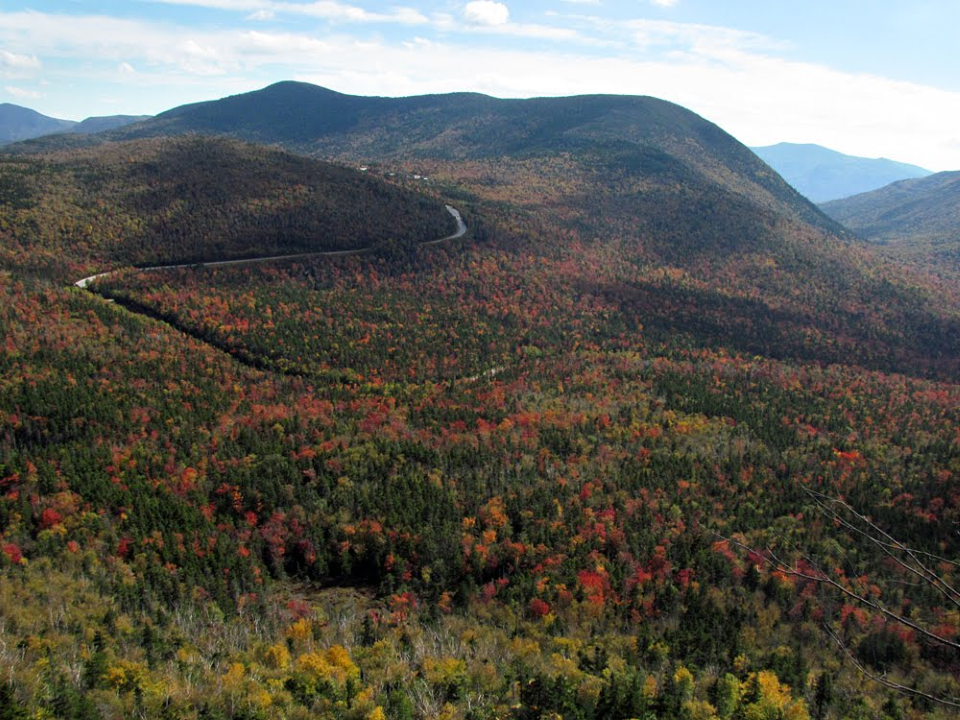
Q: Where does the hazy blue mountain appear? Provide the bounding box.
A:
[0,103,75,144]
[0,104,151,145]
[752,142,931,202]
[70,114,151,134]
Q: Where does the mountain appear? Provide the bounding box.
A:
[0,103,151,145]
[0,135,456,277]
[751,142,931,202]
[109,81,837,234]
[5,80,956,373]
[0,103,75,144]
[13,81,937,374]
[2,84,960,719]
[820,170,960,242]
[73,80,955,378]
[69,114,151,134]
[820,170,960,273]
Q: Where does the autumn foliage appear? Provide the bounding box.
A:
[0,138,957,718]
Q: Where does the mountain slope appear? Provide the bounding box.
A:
[96,82,955,377]
[0,103,75,144]
[820,170,960,241]
[70,114,151,134]
[752,142,931,202]
[112,81,839,236]
[820,170,960,273]
[0,135,456,279]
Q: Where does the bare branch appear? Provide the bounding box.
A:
[821,623,960,710]
[807,489,960,575]
[721,534,960,651]
[804,490,960,612]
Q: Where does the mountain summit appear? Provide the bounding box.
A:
[0,103,75,144]
[752,142,931,203]
[114,81,835,234]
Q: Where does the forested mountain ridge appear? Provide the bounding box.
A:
[4,122,956,377]
[72,81,958,378]
[98,81,841,236]
[0,135,456,280]
[752,142,932,203]
[821,170,960,277]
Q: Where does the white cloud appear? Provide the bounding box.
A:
[4,84,43,99]
[283,2,427,24]
[0,48,41,77]
[152,0,263,8]
[463,1,510,27]
[150,0,429,25]
[0,12,241,76]
[611,18,783,55]
[118,62,136,75]
[481,23,578,41]
[238,30,330,55]
[651,0,680,7]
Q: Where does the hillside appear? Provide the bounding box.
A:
[0,102,75,144]
[820,171,960,274]
[1,86,959,720]
[752,142,931,203]
[107,82,836,234]
[0,135,456,278]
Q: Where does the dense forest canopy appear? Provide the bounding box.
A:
[820,171,960,282]
[0,93,958,720]
[0,136,455,280]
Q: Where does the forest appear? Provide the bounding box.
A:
[0,133,958,720]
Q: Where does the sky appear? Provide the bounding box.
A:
[2,1,959,171]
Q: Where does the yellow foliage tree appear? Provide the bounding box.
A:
[742,670,810,720]
[296,644,361,690]
[262,642,291,670]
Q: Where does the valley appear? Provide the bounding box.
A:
[0,85,957,720]
[820,172,960,282]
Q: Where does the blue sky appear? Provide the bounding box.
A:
[2,1,959,170]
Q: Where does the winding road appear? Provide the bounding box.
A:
[75,205,466,289]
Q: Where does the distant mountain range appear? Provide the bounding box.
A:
[821,171,960,274]
[0,103,74,144]
[751,142,931,203]
[0,102,149,145]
